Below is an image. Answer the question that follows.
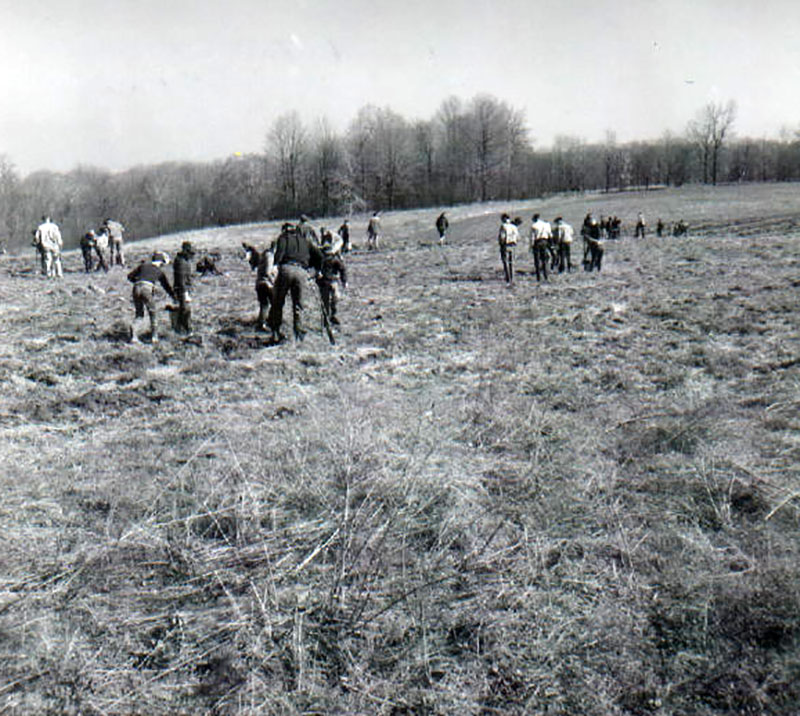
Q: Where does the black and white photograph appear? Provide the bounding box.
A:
[1,0,799,713]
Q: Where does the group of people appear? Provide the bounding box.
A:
[126,241,195,343]
[655,218,690,237]
[29,205,693,346]
[80,219,126,273]
[575,212,689,241]
[126,214,350,346]
[32,216,126,278]
[497,211,601,285]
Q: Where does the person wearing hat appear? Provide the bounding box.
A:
[173,241,195,334]
[316,229,348,326]
[126,251,176,344]
[267,222,323,343]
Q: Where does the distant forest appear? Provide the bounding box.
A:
[1,94,798,251]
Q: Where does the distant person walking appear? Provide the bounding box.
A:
[497,213,519,284]
[582,218,604,272]
[529,213,552,282]
[105,218,126,265]
[31,229,47,275]
[80,230,97,273]
[435,212,449,245]
[34,216,63,278]
[127,251,175,344]
[172,241,195,334]
[553,217,575,273]
[673,219,689,237]
[634,212,646,238]
[94,226,110,271]
[317,231,348,326]
[267,223,323,343]
[366,211,381,250]
[338,219,351,253]
[254,237,278,331]
[297,214,319,245]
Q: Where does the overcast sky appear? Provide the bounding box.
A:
[2,0,799,175]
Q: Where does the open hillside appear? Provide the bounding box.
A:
[1,183,800,715]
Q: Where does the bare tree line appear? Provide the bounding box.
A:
[0,96,797,253]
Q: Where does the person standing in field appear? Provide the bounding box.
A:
[94,226,110,271]
[34,216,63,278]
[31,229,47,275]
[553,216,575,273]
[316,230,348,326]
[267,223,323,343]
[253,235,278,331]
[634,212,646,238]
[80,230,96,273]
[366,211,381,250]
[127,251,175,344]
[529,213,552,282]
[338,219,351,253]
[105,218,126,265]
[435,212,449,245]
[582,218,604,272]
[297,214,319,245]
[497,213,518,284]
[172,241,195,335]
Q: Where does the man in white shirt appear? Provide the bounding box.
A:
[34,216,63,278]
[553,216,575,273]
[497,213,519,284]
[529,213,552,282]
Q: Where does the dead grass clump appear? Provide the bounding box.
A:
[617,417,709,463]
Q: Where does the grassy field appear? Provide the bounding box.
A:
[1,182,800,714]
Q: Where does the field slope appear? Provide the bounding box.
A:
[1,183,800,715]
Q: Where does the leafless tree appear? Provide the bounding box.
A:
[687,100,736,185]
[346,105,379,205]
[0,155,21,249]
[412,119,435,205]
[268,111,307,216]
[309,118,345,216]
[435,96,470,204]
[374,108,411,209]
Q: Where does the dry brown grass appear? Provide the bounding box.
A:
[1,183,800,714]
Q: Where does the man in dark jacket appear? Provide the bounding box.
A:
[582,218,604,272]
[173,241,195,334]
[127,251,175,344]
[338,219,351,252]
[297,214,319,245]
[267,223,323,343]
[80,230,96,273]
[435,212,449,245]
